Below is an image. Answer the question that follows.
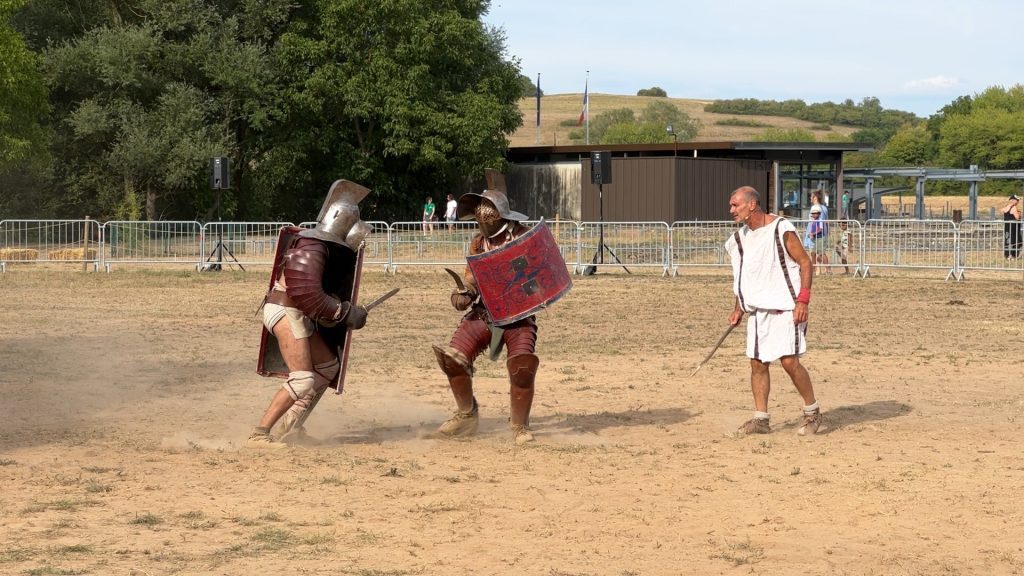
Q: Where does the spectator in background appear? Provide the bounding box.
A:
[444,193,458,231]
[803,204,830,275]
[1003,194,1022,259]
[422,196,436,235]
[841,190,851,219]
[834,220,852,275]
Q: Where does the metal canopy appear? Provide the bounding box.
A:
[843,167,1024,219]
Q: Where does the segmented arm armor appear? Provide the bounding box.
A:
[283,237,350,323]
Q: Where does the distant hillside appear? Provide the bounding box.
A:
[508,93,860,148]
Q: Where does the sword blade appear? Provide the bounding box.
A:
[363,287,400,311]
[444,267,466,291]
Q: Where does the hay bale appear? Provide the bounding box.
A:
[47,248,97,261]
[0,248,39,261]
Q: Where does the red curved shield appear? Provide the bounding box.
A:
[467,220,572,326]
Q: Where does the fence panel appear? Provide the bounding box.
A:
[860,219,958,279]
[576,222,670,275]
[789,218,866,277]
[101,221,203,271]
[201,222,294,269]
[0,219,100,272]
[957,220,1024,274]
[669,221,735,274]
[387,220,478,271]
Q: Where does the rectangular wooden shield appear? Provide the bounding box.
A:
[467,219,572,326]
[257,226,363,394]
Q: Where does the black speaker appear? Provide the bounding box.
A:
[210,157,231,189]
[591,151,612,184]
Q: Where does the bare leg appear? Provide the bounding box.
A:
[257,319,314,429]
[749,358,771,412]
[779,355,815,405]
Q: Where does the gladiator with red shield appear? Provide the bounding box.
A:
[248,180,376,449]
[433,171,572,444]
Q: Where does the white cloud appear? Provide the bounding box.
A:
[903,76,961,91]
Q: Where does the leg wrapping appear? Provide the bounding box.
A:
[282,370,316,400]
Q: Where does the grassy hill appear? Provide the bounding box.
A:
[508,93,860,148]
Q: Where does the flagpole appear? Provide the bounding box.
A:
[585,70,590,145]
[535,73,541,145]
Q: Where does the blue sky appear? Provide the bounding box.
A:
[482,0,1021,118]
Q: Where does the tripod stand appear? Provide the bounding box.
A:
[583,175,630,275]
[201,184,245,272]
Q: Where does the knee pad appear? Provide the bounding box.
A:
[282,370,316,400]
[507,354,539,389]
[313,358,340,389]
[432,345,474,377]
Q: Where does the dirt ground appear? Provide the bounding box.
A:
[1,266,1023,576]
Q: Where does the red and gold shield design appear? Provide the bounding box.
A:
[467,219,572,326]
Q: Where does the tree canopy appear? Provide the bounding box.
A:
[8,0,522,221]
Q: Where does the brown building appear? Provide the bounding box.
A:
[504,142,872,222]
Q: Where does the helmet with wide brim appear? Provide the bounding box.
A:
[456,189,528,222]
[298,179,371,250]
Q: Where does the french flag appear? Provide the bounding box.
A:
[577,80,588,126]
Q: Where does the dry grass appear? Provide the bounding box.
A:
[47,248,97,261]
[509,93,859,147]
[2,269,1023,575]
[0,248,39,260]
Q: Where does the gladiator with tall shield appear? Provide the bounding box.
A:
[433,170,572,444]
[248,180,375,449]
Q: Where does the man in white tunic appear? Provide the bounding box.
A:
[724,186,824,435]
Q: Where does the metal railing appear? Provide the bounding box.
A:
[0,219,101,272]
[2,218,1022,280]
[576,221,671,275]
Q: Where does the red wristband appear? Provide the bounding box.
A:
[796,287,811,305]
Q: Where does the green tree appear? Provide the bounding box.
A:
[938,85,1024,170]
[636,86,666,97]
[254,0,522,220]
[753,127,816,142]
[877,123,936,166]
[519,74,541,98]
[640,100,699,141]
[601,122,673,145]
[0,0,48,170]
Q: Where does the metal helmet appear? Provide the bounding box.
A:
[456,169,527,237]
[299,180,371,250]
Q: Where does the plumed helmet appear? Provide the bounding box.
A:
[298,180,371,250]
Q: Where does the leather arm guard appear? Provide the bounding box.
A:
[284,237,349,323]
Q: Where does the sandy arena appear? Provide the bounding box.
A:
[1,267,1022,575]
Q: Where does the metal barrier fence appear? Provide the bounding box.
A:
[0,219,101,272]
[101,221,205,271]
[957,220,1024,277]
[2,218,1022,280]
[860,219,959,280]
[669,221,735,274]
[201,222,294,268]
[386,219,580,273]
[577,221,671,275]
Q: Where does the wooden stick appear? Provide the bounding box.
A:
[690,323,736,377]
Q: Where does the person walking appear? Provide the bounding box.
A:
[724,186,824,436]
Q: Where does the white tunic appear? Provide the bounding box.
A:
[725,217,802,312]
